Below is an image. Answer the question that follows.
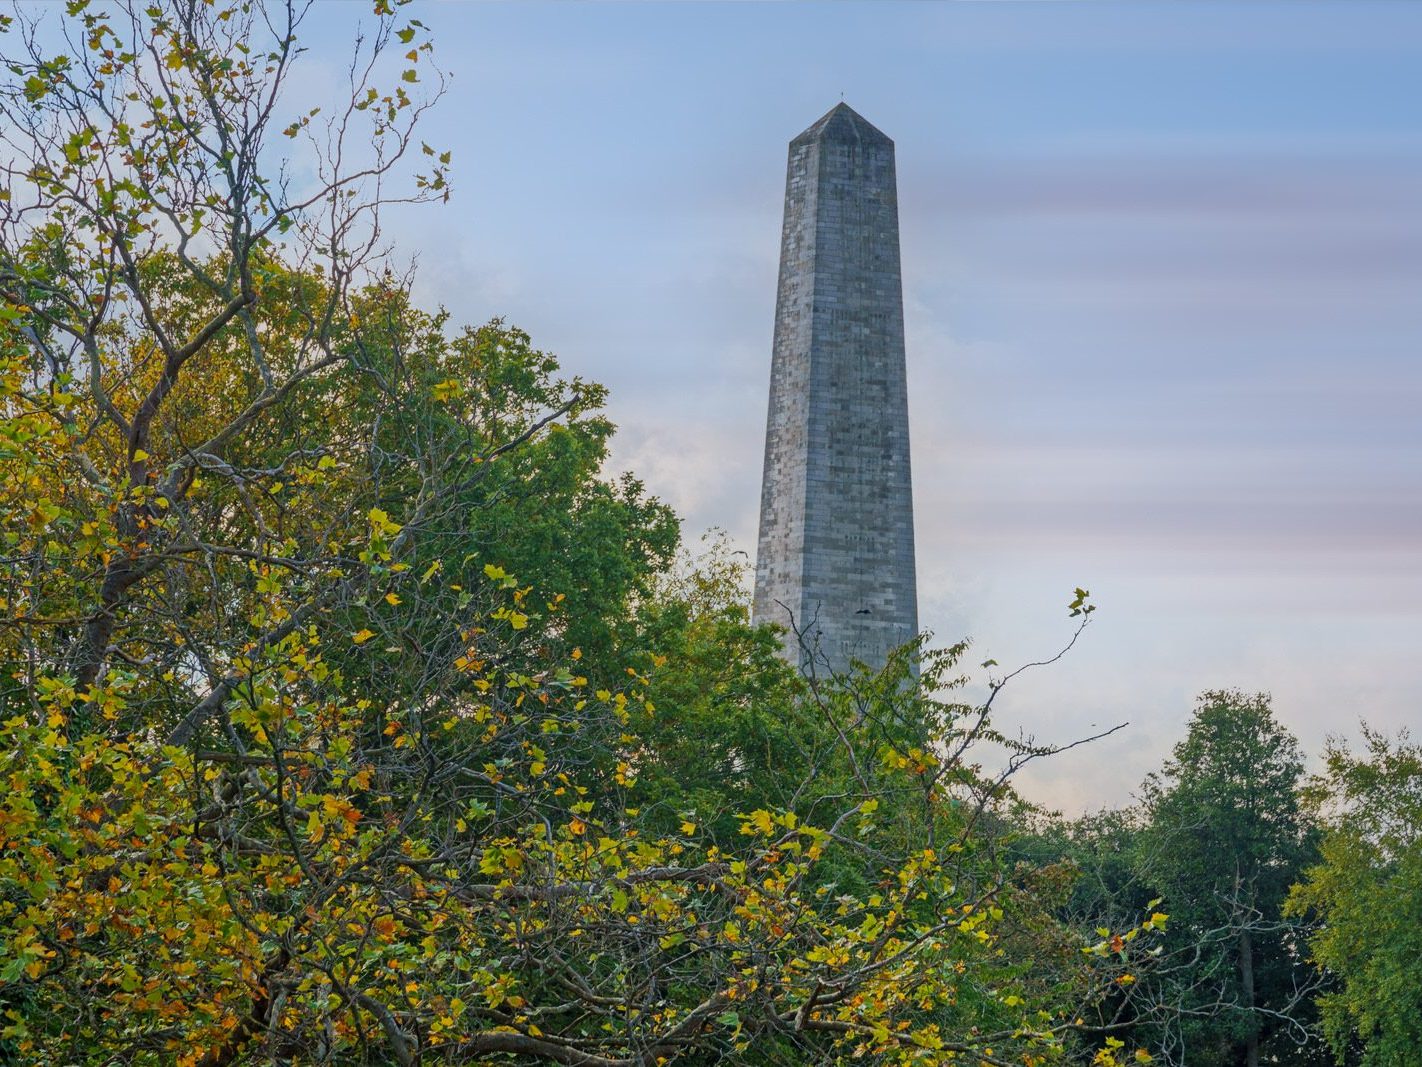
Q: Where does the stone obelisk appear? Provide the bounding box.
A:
[753,103,918,675]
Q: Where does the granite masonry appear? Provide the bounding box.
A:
[752,103,919,675]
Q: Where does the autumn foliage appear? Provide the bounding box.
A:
[0,2,1284,1066]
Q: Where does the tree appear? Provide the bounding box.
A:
[1286,728,1422,1067]
[0,0,455,703]
[0,2,1157,1063]
[1135,691,1322,1067]
[609,532,812,841]
[1025,693,1331,1067]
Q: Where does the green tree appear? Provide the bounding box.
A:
[1286,728,1422,1067]
[613,533,810,839]
[1137,691,1321,1067]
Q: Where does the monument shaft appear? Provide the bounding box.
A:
[753,104,918,674]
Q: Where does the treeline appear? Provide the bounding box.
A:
[0,2,1417,1065]
[1024,692,1420,1067]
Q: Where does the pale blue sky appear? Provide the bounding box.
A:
[300,0,1422,810]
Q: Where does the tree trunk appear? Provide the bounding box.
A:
[1240,927,1259,1067]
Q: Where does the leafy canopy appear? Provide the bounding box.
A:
[0,1,1157,1064]
[1287,729,1422,1067]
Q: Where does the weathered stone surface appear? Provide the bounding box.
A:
[753,103,918,675]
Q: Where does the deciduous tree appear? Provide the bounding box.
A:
[0,2,1158,1064]
[1287,728,1422,1067]
[1135,691,1322,1067]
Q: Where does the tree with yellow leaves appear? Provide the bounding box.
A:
[0,2,1159,1063]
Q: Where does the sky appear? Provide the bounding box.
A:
[299,0,1422,813]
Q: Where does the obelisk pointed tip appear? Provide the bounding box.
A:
[792,102,893,148]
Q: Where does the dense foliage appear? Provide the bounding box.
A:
[1136,692,1321,1066]
[0,3,1415,1066]
[0,2,1164,1064]
[1036,694,1331,1067]
[1287,731,1422,1067]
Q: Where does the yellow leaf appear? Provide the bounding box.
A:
[743,810,774,836]
[385,592,401,606]
[431,378,463,402]
[680,821,696,835]
[352,629,375,644]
